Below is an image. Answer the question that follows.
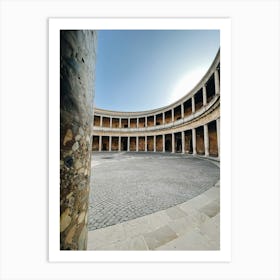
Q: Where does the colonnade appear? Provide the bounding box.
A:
[93,118,220,157]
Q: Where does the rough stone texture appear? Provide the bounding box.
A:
[111,137,119,151]
[147,136,154,151]
[156,135,163,152]
[208,121,218,156]
[196,126,205,155]
[138,137,145,151]
[92,136,99,151]
[88,152,219,231]
[130,137,136,151]
[93,115,100,126]
[60,30,97,250]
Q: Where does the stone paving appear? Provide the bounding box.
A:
[88,152,219,231]
[87,181,220,250]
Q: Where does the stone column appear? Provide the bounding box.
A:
[60,30,97,250]
[214,69,220,95]
[181,131,185,154]
[171,109,174,122]
[137,118,139,128]
[109,135,112,152]
[172,133,175,153]
[128,118,130,128]
[119,118,121,128]
[192,96,195,113]
[181,104,184,119]
[98,135,102,152]
[145,117,147,127]
[136,136,139,152]
[110,117,112,128]
[118,136,121,151]
[154,115,156,126]
[100,116,103,127]
[203,85,207,106]
[145,136,147,152]
[154,135,156,152]
[127,136,130,152]
[163,112,165,124]
[163,134,165,152]
[216,118,220,157]
[192,128,197,155]
[204,124,209,156]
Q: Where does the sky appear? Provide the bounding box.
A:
[94,30,220,112]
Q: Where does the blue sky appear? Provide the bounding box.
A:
[94,30,219,112]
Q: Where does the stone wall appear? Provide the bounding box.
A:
[130,137,136,151]
[208,121,218,156]
[139,137,145,151]
[147,136,154,151]
[92,136,99,151]
[156,135,163,151]
[111,137,119,151]
[196,126,205,155]
[184,131,192,153]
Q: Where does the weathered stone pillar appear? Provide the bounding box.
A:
[204,124,209,156]
[109,135,112,152]
[163,112,165,124]
[163,134,165,152]
[214,69,220,95]
[136,136,139,152]
[118,136,121,151]
[203,85,207,106]
[137,118,139,128]
[60,30,97,250]
[154,135,156,152]
[99,135,102,152]
[145,136,147,152]
[109,117,112,128]
[192,128,197,155]
[192,96,195,113]
[171,109,174,122]
[216,118,220,157]
[181,131,185,154]
[154,115,156,126]
[172,133,175,153]
[127,136,130,152]
[145,117,147,127]
[100,116,103,127]
[119,118,122,128]
[128,118,130,128]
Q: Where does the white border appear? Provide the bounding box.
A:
[49,18,231,262]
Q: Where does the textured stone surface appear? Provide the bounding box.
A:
[88,152,219,230]
[87,185,220,250]
[143,225,178,250]
[60,30,97,250]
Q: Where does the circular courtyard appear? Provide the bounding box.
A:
[88,152,219,231]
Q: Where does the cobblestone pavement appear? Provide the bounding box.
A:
[88,152,219,231]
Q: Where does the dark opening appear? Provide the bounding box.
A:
[176,139,182,152]
[121,137,128,151]
[165,140,171,152]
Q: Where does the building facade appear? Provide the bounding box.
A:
[92,50,220,158]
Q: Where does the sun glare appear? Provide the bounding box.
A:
[168,66,208,104]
